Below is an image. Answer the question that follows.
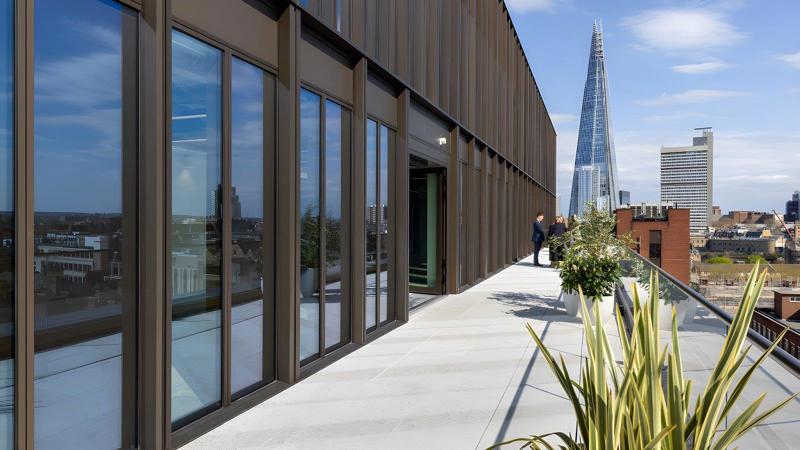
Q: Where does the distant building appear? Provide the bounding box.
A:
[619,190,630,206]
[786,191,799,223]
[568,22,619,217]
[772,289,800,321]
[660,128,714,236]
[620,201,677,219]
[711,205,722,223]
[706,234,776,255]
[616,206,691,284]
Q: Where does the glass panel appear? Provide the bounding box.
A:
[0,0,12,446]
[231,57,265,394]
[299,89,320,361]
[33,0,136,448]
[379,125,391,323]
[324,101,347,349]
[618,251,800,447]
[365,120,377,329]
[170,30,222,424]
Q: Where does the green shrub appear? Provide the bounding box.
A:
[554,203,632,301]
[707,256,733,264]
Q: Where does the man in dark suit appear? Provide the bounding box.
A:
[531,212,546,267]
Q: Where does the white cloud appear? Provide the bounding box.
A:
[550,113,578,125]
[777,52,800,70]
[672,61,731,74]
[636,89,747,107]
[504,0,558,13]
[622,9,746,51]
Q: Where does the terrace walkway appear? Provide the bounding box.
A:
[183,251,590,449]
[183,251,800,449]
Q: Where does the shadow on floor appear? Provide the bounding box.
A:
[514,261,557,268]
[489,291,581,323]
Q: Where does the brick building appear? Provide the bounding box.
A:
[616,207,691,284]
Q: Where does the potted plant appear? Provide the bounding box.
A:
[492,264,796,449]
[560,252,619,320]
[555,203,631,321]
[299,206,320,297]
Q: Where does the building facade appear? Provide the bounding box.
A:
[0,1,557,449]
[568,22,619,218]
[616,207,691,284]
[660,128,714,235]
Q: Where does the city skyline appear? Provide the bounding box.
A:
[507,0,800,213]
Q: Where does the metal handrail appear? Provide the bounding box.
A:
[622,249,800,378]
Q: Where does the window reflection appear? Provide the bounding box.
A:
[0,0,12,447]
[366,121,393,329]
[324,101,344,349]
[379,125,391,324]
[231,57,267,395]
[33,0,137,448]
[365,120,377,330]
[299,89,321,361]
[170,30,222,425]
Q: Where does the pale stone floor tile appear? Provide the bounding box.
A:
[183,251,800,450]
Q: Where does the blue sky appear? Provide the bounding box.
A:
[506,0,800,214]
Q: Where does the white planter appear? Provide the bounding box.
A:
[300,268,319,298]
[583,295,615,324]
[621,277,650,304]
[657,298,695,331]
[562,291,614,323]
[562,291,581,316]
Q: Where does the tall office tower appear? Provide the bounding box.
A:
[785,191,799,222]
[568,21,619,217]
[619,190,630,206]
[660,128,714,235]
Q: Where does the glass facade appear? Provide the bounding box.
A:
[365,120,377,330]
[231,57,266,395]
[33,0,137,448]
[300,90,351,360]
[170,30,223,425]
[324,100,347,349]
[366,121,393,328]
[0,1,11,447]
[299,89,321,361]
[568,23,619,218]
[378,125,390,324]
[0,1,556,446]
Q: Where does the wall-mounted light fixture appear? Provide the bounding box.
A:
[437,137,447,146]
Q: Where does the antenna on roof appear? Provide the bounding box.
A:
[694,127,712,131]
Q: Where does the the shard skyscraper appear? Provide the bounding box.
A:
[568,21,619,217]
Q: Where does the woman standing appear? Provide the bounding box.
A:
[548,215,568,267]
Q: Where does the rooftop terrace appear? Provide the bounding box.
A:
[183,251,800,450]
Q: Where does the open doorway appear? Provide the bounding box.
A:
[409,156,446,296]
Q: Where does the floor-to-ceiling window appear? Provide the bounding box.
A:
[33,1,137,448]
[0,1,13,447]
[231,57,271,396]
[365,120,378,330]
[299,89,321,361]
[300,88,351,364]
[324,100,348,349]
[366,120,394,330]
[170,29,223,426]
